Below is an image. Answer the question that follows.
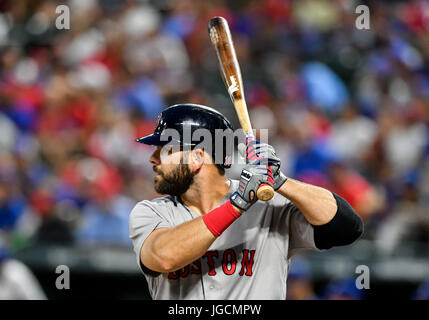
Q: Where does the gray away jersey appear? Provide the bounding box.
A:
[129,180,319,300]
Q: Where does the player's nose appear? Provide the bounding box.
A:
[149,147,162,166]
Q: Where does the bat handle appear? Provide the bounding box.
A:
[245,134,275,201]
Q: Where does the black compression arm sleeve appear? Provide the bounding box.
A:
[313,193,364,250]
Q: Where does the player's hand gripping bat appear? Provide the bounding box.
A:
[208,16,274,201]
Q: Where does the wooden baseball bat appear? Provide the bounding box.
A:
[208,16,274,201]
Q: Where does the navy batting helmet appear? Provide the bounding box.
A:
[136,104,234,168]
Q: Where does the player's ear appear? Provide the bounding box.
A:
[189,149,205,173]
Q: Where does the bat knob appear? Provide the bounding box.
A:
[257,184,274,201]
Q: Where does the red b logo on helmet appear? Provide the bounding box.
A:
[224,156,232,166]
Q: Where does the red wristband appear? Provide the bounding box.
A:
[202,200,241,237]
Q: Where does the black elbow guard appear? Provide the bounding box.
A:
[313,193,364,250]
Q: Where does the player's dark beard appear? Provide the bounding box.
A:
[153,163,195,196]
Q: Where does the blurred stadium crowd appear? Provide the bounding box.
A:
[1,0,429,299]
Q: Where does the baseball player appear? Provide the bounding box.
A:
[129,103,363,300]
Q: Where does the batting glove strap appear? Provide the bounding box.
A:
[230,192,251,211]
[273,171,288,191]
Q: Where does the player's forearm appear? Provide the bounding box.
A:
[142,201,243,273]
[143,217,216,273]
[277,178,337,226]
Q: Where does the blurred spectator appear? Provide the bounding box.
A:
[33,201,75,246]
[327,105,378,164]
[323,276,366,300]
[74,193,134,247]
[287,258,319,300]
[375,174,429,256]
[0,233,47,300]
[412,278,429,300]
[0,153,28,232]
[327,162,383,222]
[301,62,349,113]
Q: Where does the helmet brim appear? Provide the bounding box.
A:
[135,134,168,146]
